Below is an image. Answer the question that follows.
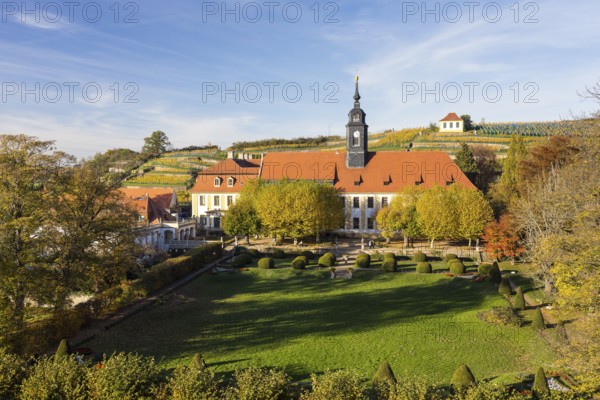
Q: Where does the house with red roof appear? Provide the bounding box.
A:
[439,112,464,133]
[120,187,197,250]
[191,79,475,234]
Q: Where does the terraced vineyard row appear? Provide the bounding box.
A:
[477,121,574,136]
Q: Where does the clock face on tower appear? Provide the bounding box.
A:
[353,130,360,146]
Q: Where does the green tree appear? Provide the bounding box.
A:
[141,130,171,158]
[513,287,526,311]
[372,360,396,387]
[416,185,458,247]
[471,145,501,193]
[254,180,343,241]
[460,114,473,131]
[456,186,493,247]
[490,134,527,210]
[455,143,478,181]
[55,339,69,359]
[0,135,72,348]
[222,198,261,245]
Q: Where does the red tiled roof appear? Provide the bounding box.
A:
[119,187,176,211]
[440,112,462,122]
[190,159,260,193]
[260,151,475,193]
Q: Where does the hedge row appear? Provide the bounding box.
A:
[19,243,223,355]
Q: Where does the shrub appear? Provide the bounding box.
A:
[444,254,459,262]
[450,364,477,393]
[273,249,286,259]
[300,250,314,260]
[247,248,261,258]
[318,254,335,268]
[0,347,25,399]
[532,367,550,398]
[478,306,522,327]
[498,278,512,297]
[166,353,220,400]
[234,246,247,255]
[355,253,371,268]
[258,257,274,269]
[323,252,336,262]
[88,352,164,399]
[489,262,502,284]
[513,287,526,310]
[413,252,427,262]
[459,382,513,400]
[376,377,444,400]
[532,308,546,330]
[382,260,397,273]
[55,338,70,359]
[232,254,253,268]
[301,370,367,400]
[20,356,87,400]
[477,263,492,276]
[384,252,396,260]
[416,262,432,274]
[373,361,396,387]
[292,256,307,270]
[226,367,290,400]
[449,260,465,275]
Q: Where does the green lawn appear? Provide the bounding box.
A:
[84,267,556,383]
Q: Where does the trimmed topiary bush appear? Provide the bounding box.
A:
[323,252,336,262]
[301,250,315,260]
[477,263,492,276]
[532,308,546,330]
[489,262,502,284]
[232,254,252,268]
[258,257,274,270]
[450,364,477,392]
[291,256,307,270]
[532,367,550,398]
[372,360,396,387]
[413,251,427,262]
[273,249,286,259]
[513,287,526,310]
[498,278,512,297]
[355,253,371,268]
[318,254,335,268]
[247,248,261,258]
[382,259,397,273]
[384,252,396,260]
[444,254,459,263]
[55,338,70,359]
[416,262,432,274]
[449,260,465,275]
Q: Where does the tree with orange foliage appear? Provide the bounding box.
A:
[482,215,524,264]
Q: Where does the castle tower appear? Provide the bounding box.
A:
[346,76,369,168]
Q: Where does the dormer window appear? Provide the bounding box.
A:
[214,177,221,187]
[227,177,234,187]
[353,114,359,122]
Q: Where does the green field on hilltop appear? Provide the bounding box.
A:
[84,266,556,383]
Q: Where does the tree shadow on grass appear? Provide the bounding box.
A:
[87,271,499,379]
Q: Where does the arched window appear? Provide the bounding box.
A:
[227,177,234,187]
[214,177,221,187]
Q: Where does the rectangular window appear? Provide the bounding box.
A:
[443,122,447,129]
[367,218,374,230]
[382,197,388,207]
[227,195,233,206]
[214,196,220,207]
[199,195,205,206]
[367,197,374,208]
[213,217,221,229]
[353,217,360,230]
[353,197,360,208]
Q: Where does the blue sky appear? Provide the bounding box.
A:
[2,0,600,157]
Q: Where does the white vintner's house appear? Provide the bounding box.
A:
[439,112,464,133]
[191,79,476,234]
